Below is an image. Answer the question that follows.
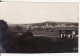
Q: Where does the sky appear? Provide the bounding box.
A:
[0,2,79,24]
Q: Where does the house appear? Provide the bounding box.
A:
[57,27,78,38]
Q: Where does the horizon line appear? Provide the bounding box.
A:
[7,21,78,24]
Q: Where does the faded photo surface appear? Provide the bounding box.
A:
[0,2,78,53]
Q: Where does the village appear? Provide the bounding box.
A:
[7,21,78,38]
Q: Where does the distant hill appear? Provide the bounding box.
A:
[8,21,78,28]
[30,21,78,27]
[7,21,78,33]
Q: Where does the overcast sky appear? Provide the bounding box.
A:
[0,2,79,24]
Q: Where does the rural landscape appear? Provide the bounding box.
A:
[0,20,78,53]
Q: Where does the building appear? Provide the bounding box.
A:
[57,27,78,38]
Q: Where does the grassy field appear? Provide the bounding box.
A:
[0,31,78,53]
[32,31,59,37]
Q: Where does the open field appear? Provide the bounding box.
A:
[0,31,78,53]
[32,31,59,37]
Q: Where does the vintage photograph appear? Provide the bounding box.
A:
[0,2,78,53]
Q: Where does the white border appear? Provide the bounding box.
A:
[1,0,80,2]
[0,0,80,56]
[0,53,80,56]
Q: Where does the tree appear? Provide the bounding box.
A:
[0,20,8,52]
[0,20,8,33]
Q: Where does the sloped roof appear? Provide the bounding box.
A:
[57,27,78,31]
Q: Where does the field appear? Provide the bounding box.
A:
[32,31,59,37]
[0,30,78,53]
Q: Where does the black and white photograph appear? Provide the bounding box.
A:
[0,2,78,53]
